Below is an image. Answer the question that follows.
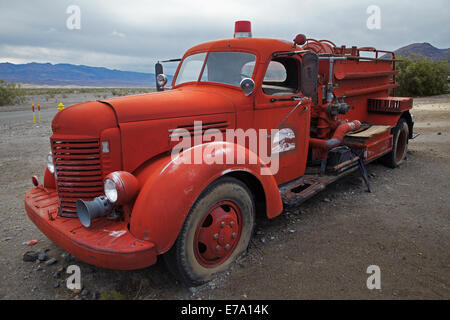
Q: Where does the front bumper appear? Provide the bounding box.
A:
[24,186,157,270]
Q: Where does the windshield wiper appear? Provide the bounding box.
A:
[160,58,181,63]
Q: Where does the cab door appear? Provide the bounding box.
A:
[253,53,315,184]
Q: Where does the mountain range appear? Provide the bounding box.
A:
[382,42,449,62]
[0,62,169,87]
[0,42,448,87]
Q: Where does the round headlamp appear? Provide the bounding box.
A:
[104,178,118,203]
[103,171,139,205]
[47,152,55,174]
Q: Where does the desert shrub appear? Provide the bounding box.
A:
[100,290,124,300]
[0,80,25,106]
[396,54,449,96]
[110,88,153,96]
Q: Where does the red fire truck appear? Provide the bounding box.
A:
[25,21,415,286]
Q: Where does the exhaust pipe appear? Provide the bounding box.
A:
[309,120,362,173]
[76,196,113,228]
[310,120,361,150]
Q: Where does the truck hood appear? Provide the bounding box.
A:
[51,101,117,137]
[101,87,235,123]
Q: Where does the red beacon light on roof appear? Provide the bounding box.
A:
[293,34,307,46]
[234,20,252,38]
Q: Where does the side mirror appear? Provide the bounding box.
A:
[156,73,168,89]
[240,78,255,96]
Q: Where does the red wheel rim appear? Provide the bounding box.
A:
[193,200,243,267]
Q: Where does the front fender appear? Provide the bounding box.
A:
[129,142,282,254]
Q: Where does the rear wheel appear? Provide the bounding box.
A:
[381,118,409,168]
[164,177,255,286]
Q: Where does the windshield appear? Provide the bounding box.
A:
[174,51,256,87]
[174,53,206,86]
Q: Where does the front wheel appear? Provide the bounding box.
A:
[381,118,409,168]
[164,177,255,286]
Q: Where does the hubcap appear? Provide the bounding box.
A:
[194,200,242,267]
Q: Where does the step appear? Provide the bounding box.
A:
[280,166,359,207]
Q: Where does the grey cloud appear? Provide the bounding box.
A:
[0,0,448,74]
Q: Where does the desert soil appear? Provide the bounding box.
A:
[0,92,449,300]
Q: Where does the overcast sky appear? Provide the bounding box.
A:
[0,0,448,74]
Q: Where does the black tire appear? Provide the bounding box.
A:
[381,118,409,168]
[164,177,255,286]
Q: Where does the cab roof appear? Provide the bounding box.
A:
[184,38,298,59]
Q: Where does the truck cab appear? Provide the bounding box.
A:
[168,37,314,183]
[25,21,414,286]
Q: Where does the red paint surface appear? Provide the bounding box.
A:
[25,187,157,269]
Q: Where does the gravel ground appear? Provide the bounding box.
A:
[0,93,449,300]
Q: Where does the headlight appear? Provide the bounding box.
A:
[156,73,168,88]
[47,152,54,174]
[103,171,139,205]
[104,178,118,203]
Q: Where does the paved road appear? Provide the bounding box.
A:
[0,109,57,121]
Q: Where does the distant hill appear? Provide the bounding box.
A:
[382,43,450,62]
[0,62,173,87]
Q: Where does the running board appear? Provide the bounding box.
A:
[279,166,359,207]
